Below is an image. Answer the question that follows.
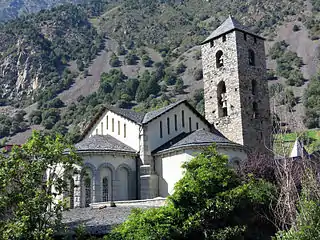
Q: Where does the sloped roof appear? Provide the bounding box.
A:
[202,16,264,44]
[75,135,136,153]
[142,100,213,129]
[153,129,241,154]
[290,138,308,158]
[107,105,145,124]
[81,100,216,141]
[142,100,185,124]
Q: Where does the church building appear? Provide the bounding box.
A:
[69,16,272,208]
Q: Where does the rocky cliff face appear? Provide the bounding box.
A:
[0,3,104,105]
[0,0,85,21]
[0,38,42,102]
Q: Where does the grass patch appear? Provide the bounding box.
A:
[273,129,320,156]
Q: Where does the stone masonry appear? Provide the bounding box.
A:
[201,17,272,156]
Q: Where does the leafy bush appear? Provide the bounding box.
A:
[194,68,203,81]
[107,145,276,240]
[292,24,300,31]
[125,53,139,65]
[141,54,153,67]
[303,74,320,128]
[109,53,121,67]
[176,62,187,74]
[117,45,126,55]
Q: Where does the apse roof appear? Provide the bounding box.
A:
[75,134,136,153]
[153,129,241,154]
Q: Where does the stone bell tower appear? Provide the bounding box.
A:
[201,16,272,155]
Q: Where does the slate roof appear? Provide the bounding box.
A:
[153,129,240,154]
[202,16,264,44]
[142,100,185,124]
[107,105,145,124]
[75,135,136,153]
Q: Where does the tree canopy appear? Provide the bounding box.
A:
[107,145,276,240]
[0,131,81,240]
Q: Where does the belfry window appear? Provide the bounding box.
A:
[210,40,214,48]
[253,102,258,119]
[216,50,224,68]
[124,123,126,138]
[252,80,257,95]
[189,117,192,132]
[249,49,255,66]
[217,81,228,117]
[222,35,226,42]
[101,122,103,135]
[112,118,114,132]
[106,116,108,130]
[167,117,170,135]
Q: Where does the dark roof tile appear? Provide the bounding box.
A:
[75,135,136,153]
[202,16,263,44]
[153,129,240,154]
[107,106,145,124]
[142,100,185,124]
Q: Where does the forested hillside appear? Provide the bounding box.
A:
[0,0,86,21]
[0,0,319,146]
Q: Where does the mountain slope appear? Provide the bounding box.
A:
[1,0,320,144]
[0,0,85,21]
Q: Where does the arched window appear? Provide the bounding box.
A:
[248,49,255,66]
[84,176,91,207]
[216,50,224,68]
[251,80,257,95]
[253,102,258,119]
[102,177,108,202]
[217,81,228,117]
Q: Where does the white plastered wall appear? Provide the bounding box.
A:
[88,110,141,151]
[145,103,209,153]
[155,145,247,197]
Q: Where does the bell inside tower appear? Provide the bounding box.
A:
[217,81,228,117]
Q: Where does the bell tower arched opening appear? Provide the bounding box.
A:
[217,81,228,117]
[216,50,224,68]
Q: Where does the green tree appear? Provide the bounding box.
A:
[303,74,320,128]
[108,145,276,240]
[0,131,81,240]
[174,77,184,93]
[109,53,121,67]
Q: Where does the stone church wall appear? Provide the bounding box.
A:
[201,29,272,154]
